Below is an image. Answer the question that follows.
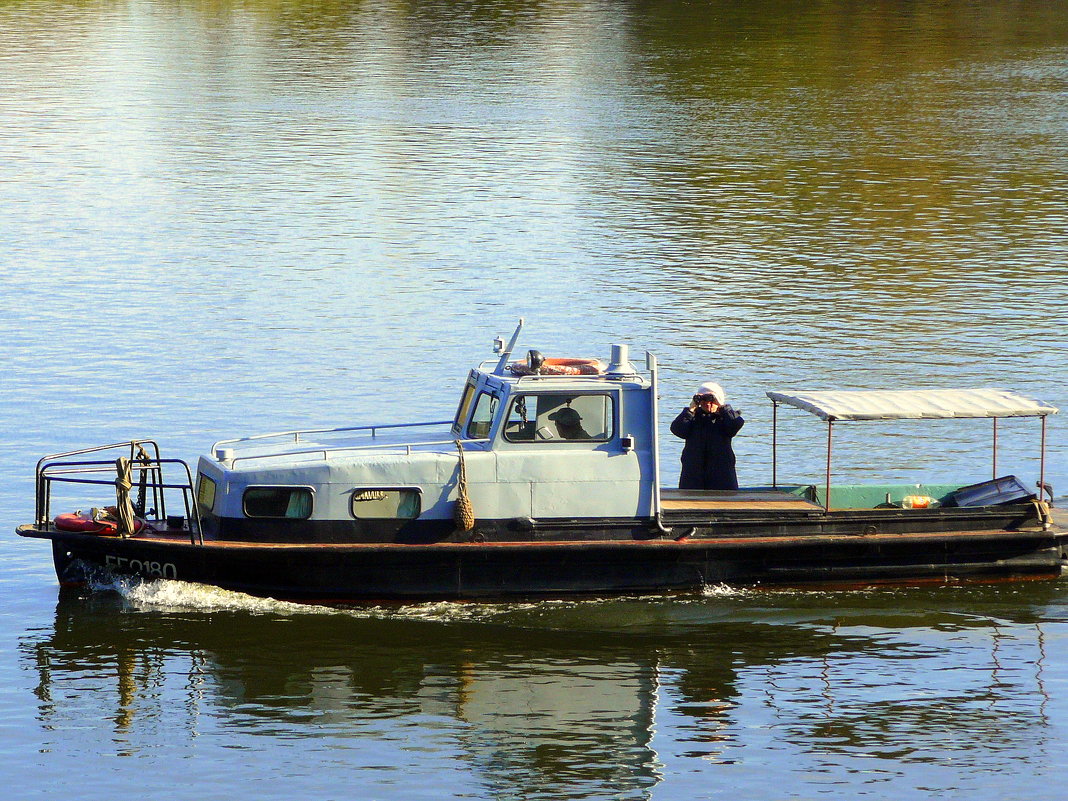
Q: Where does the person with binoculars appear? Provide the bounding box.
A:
[669,381,745,490]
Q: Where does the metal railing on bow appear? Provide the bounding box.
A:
[35,440,204,545]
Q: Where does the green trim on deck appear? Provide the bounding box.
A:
[747,484,964,509]
[813,483,961,509]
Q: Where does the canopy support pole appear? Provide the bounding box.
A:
[1040,414,1047,500]
[771,402,778,489]
[992,417,998,480]
[825,420,833,512]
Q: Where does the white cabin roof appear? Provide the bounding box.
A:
[765,388,1059,422]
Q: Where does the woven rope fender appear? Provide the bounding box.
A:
[454,440,475,532]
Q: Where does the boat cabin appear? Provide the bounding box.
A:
[194,332,659,541]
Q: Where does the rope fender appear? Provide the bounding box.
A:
[454,441,475,532]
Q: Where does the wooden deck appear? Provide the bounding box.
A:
[660,489,824,511]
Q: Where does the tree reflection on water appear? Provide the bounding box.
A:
[20,582,1067,798]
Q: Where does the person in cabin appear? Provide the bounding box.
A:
[670,381,745,490]
[548,406,591,440]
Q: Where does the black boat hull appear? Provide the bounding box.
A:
[23,524,1066,601]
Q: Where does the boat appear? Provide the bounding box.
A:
[16,320,1067,600]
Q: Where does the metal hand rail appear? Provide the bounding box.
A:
[212,419,453,452]
[36,440,162,526]
[229,437,489,466]
[475,365,650,384]
[36,450,205,546]
[512,373,642,384]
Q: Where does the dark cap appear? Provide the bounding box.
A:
[548,407,582,425]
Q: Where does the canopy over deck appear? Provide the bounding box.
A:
[765,388,1058,422]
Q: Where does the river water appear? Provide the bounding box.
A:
[2,0,1068,798]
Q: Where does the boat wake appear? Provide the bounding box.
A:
[73,561,882,624]
[78,565,750,622]
[85,569,338,616]
[78,564,607,621]
[701,582,752,598]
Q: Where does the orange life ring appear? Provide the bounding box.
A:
[54,510,143,535]
[508,358,605,376]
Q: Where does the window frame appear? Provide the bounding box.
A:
[465,389,501,440]
[241,485,315,519]
[451,379,478,435]
[349,487,423,520]
[502,392,616,444]
[196,474,217,514]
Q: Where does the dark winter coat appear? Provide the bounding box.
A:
[669,405,745,490]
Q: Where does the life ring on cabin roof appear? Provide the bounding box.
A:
[507,358,606,376]
[54,510,143,535]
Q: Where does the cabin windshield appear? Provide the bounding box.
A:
[466,390,501,439]
[503,393,614,442]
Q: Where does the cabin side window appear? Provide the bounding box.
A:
[466,391,500,439]
[196,474,217,514]
[452,381,478,434]
[503,394,614,442]
[243,487,313,519]
[350,489,421,519]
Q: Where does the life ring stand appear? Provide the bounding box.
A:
[507,357,605,377]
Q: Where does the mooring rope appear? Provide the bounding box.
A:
[454,441,475,532]
[114,456,137,538]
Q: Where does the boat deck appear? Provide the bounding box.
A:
[660,489,822,511]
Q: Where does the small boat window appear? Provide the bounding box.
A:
[466,391,500,439]
[452,380,478,434]
[350,489,421,519]
[504,394,614,442]
[243,487,313,519]
[196,474,217,514]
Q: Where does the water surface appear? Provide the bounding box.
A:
[2,1,1067,798]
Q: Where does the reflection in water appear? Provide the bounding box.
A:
[19,580,1068,798]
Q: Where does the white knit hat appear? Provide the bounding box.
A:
[695,381,726,403]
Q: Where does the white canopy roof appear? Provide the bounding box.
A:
[765,388,1059,422]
